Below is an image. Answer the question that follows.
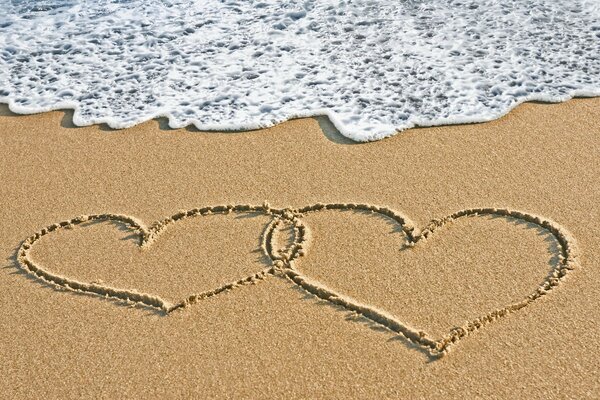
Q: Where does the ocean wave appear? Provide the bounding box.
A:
[1,0,599,141]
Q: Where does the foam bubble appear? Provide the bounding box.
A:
[1,0,599,141]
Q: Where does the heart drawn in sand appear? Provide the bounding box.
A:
[16,204,303,314]
[16,203,579,357]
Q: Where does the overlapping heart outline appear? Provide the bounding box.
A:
[16,202,579,357]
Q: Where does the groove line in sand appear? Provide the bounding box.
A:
[16,202,579,358]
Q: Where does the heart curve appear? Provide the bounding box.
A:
[16,203,579,357]
[16,203,306,314]
[279,204,579,356]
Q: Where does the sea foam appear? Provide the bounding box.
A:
[1,0,599,141]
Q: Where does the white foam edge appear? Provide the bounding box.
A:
[2,88,599,143]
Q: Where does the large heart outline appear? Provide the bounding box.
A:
[280,204,580,356]
[16,203,579,357]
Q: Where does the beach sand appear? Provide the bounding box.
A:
[1,99,599,398]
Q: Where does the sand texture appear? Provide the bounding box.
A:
[1,99,599,398]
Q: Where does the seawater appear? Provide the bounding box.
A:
[1,0,599,141]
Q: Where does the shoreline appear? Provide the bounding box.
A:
[2,91,600,141]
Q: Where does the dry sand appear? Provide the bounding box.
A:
[0,99,599,398]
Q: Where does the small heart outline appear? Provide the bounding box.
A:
[16,203,306,314]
